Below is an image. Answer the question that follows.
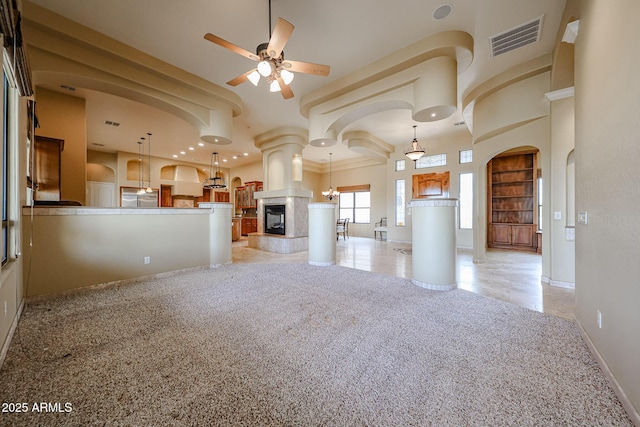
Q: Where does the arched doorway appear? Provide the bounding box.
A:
[487,148,540,253]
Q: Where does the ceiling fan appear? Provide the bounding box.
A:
[203,1,330,99]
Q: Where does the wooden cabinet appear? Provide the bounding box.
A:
[412,172,450,199]
[241,217,257,235]
[488,151,538,252]
[235,181,263,209]
[34,136,64,201]
[214,191,230,202]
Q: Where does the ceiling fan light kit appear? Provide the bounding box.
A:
[204,1,329,99]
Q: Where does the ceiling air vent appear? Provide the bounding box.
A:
[489,15,544,58]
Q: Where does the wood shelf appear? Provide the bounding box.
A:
[487,152,538,252]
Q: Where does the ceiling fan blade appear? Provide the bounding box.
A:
[282,60,330,77]
[267,18,294,58]
[278,77,294,99]
[226,69,256,86]
[204,33,259,61]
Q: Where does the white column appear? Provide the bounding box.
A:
[199,202,233,268]
[408,198,458,290]
[308,203,336,266]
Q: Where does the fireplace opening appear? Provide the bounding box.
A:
[264,204,285,235]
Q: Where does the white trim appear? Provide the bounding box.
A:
[545,86,575,101]
[550,279,575,289]
[411,278,457,291]
[562,20,580,44]
[308,260,335,267]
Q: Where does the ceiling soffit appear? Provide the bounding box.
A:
[22,1,242,145]
[299,30,474,151]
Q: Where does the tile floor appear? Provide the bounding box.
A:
[232,236,575,320]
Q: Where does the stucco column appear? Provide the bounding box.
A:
[199,202,232,267]
[308,203,336,266]
[408,198,458,290]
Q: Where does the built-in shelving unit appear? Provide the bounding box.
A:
[487,151,538,252]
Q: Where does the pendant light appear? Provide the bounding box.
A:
[145,132,153,193]
[322,152,340,201]
[203,152,227,189]
[137,138,146,195]
[404,125,425,162]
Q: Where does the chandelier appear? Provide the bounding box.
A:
[203,152,227,189]
[404,125,425,162]
[136,132,153,194]
[322,152,340,201]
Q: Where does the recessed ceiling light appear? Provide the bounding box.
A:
[188,147,194,151]
[214,138,219,142]
[172,155,178,158]
[432,4,452,20]
[243,153,249,156]
[222,159,228,162]
[232,155,238,159]
[431,112,437,117]
[180,151,186,155]
[198,142,204,146]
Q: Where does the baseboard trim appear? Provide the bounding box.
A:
[0,299,24,369]
[550,279,575,289]
[577,321,640,426]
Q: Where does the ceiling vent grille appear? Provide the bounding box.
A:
[489,15,544,58]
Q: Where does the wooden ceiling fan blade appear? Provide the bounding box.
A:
[278,77,294,99]
[282,60,330,77]
[267,18,294,58]
[204,33,259,61]
[226,69,256,86]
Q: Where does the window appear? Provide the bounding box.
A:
[537,176,543,231]
[338,185,371,224]
[459,149,473,164]
[395,159,405,171]
[2,71,8,264]
[459,173,473,229]
[415,153,446,169]
[395,179,405,226]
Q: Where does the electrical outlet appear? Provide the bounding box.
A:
[597,310,602,329]
[144,256,151,264]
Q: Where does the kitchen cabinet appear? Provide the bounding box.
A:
[235,181,263,209]
[241,217,257,235]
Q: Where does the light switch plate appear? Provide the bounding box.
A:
[578,211,588,225]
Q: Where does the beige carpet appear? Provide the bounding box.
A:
[0,263,632,426]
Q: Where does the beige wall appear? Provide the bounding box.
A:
[575,0,640,419]
[549,96,575,285]
[387,131,474,246]
[35,87,87,204]
[329,163,387,238]
[21,210,211,297]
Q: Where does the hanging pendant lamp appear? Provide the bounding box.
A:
[203,152,227,189]
[137,138,146,195]
[322,152,340,201]
[404,125,425,162]
[145,132,153,192]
